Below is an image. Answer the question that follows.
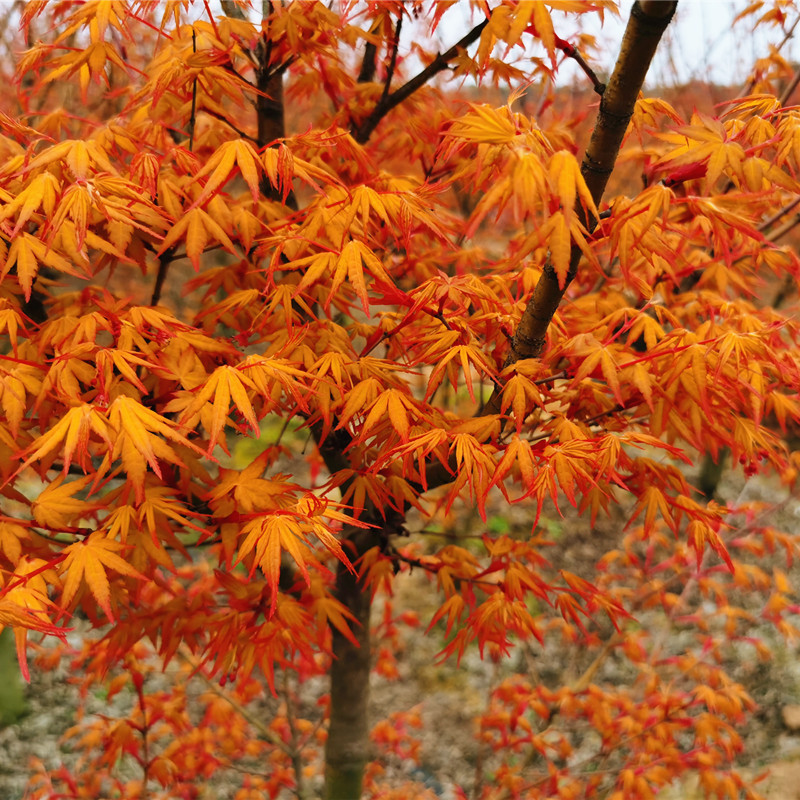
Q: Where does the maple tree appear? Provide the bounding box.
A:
[1,0,800,798]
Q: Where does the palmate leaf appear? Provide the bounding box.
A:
[237,511,346,616]
[15,404,113,477]
[293,240,394,315]
[0,520,30,565]
[177,364,260,454]
[237,492,359,611]
[305,574,359,646]
[446,433,498,519]
[1,557,65,681]
[499,374,544,433]
[2,231,86,301]
[0,370,30,436]
[490,435,537,498]
[207,451,298,517]
[59,531,144,621]
[32,474,97,530]
[105,396,207,501]
[13,138,116,179]
[0,171,60,237]
[158,207,237,269]
[359,388,419,443]
[138,484,207,540]
[193,139,263,204]
[549,149,598,223]
[424,343,498,404]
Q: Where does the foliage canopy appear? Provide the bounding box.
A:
[1,1,800,798]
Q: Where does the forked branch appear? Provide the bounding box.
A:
[352,19,489,144]
[480,0,678,417]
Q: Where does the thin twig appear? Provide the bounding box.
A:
[198,109,257,142]
[392,550,499,589]
[765,211,800,243]
[380,16,403,106]
[151,246,177,306]
[220,57,258,88]
[761,211,800,307]
[758,195,800,232]
[266,56,296,83]
[555,36,605,96]
[188,28,198,151]
[133,672,151,800]
[718,16,800,194]
[359,304,463,358]
[534,370,567,385]
[180,646,296,756]
[568,633,622,693]
[780,58,800,105]
[353,19,489,144]
[772,272,795,309]
[742,13,800,97]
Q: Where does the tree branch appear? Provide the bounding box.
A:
[480,0,677,417]
[188,28,198,152]
[556,36,605,96]
[380,16,403,105]
[358,41,378,83]
[352,18,489,144]
[357,18,380,85]
[151,246,177,306]
[759,195,800,233]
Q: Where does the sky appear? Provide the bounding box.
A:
[599,1,798,88]
[198,1,799,91]
[424,1,800,90]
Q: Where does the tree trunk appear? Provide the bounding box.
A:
[324,529,375,800]
[317,4,677,797]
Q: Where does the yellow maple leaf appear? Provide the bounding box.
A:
[0,172,60,236]
[1,557,63,681]
[60,531,144,620]
[2,232,85,301]
[192,139,263,204]
[158,207,236,269]
[32,475,96,530]
[16,403,113,477]
[106,396,206,501]
[178,365,260,454]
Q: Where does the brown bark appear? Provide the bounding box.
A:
[226,4,675,798]
[481,0,677,417]
[326,6,676,787]
[256,69,294,206]
[222,0,295,207]
[323,529,375,800]
[352,20,488,144]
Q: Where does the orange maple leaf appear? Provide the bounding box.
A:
[60,532,144,621]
